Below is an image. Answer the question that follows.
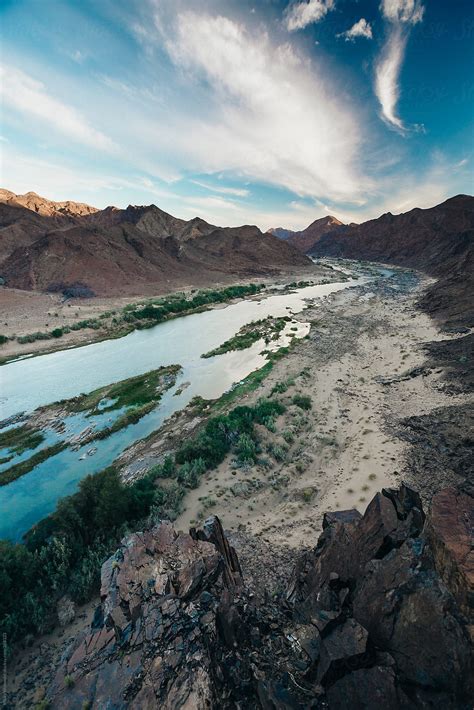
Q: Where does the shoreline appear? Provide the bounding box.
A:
[115,265,472,545]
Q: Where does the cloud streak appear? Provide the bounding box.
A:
[374,0,425,132]
[284,0,334,32]
[0,65,116,151]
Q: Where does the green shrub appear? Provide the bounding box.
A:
[235,433,257,464]
[292,394,312,410]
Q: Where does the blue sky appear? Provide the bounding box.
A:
[1,0,473,229]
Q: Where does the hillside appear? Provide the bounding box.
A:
[268,215,344,252]
[0,190,311,296]
[310,195,474,329]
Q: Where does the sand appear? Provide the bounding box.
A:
[174,273,471,547]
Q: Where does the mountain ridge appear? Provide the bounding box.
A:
[310,194,474,328]
[0,189,311,296]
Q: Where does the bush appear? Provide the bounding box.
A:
[292,394,312,410]
[177,458,206,488]
[0,335,8,345]
[51,328,64,338]
[1,466,165,647]
[235,433,258,464]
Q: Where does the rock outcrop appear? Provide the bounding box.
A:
[49,485,472,708]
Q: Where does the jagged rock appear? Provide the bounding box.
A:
[46,488,473,709]
[425,486,474,614]
[315,619,370,686]
[322,509,361,528]
[326,666,402,709]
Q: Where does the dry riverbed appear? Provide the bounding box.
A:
[118,267,472,548]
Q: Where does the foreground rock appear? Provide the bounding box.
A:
[49,485,472,708]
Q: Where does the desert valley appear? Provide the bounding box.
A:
[0,187,472,709]
[1,0,473,708]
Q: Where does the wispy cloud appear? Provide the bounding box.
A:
[338,18,373,41]
[374,0,425,132]
[0,64,116,151]
[159,10,366,202]
[284,0,335,32]
[191,180,250,198]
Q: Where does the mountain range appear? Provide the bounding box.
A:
[271,195,474,329]
[1,189,472,329]
[0,190,310,296]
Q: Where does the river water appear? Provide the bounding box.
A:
[0,277,357,540]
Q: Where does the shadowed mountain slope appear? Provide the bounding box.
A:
[0,190,311,295]
[310,195,474,329]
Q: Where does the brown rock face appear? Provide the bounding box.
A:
[0,189,99,218]
[311,195,474,329]
[268,216,344,253]
[0,189,311,295]
[48,488,473,709]
[425,486,474,614]
[289,216,344,253]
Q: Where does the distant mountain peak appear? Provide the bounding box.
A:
[269,214,345,253]
[0,188,99,218]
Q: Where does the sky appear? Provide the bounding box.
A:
[0,0,473,230]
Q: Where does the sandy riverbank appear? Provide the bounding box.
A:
[118,267,470,548]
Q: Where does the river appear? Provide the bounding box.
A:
[0,276,358,540]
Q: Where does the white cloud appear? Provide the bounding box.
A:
[0,64,116,151]
[375,26,407,131]
[374,0,425,132]
[284,0,335,32]
[381,0,425,25]
[338,18,373,41]
[160,11,367,202]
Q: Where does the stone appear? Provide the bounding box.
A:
[425,486,474,614]
[46,488,473,709]
[315,619,369,686]
[326,666,401,709]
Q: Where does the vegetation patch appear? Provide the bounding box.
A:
[0,366,181,487]
[201,316,290,358]
[15,283,268,348]
[0,465,185,648]
[0,442,66,486]
[0,425,45,456]
[292,394,312,410]
[63,365,181,416]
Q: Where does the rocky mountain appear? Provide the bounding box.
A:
[0,189,99,218]
[268,216,344,253]
[290,216,344,253]
[0,190,311,296]
[46,484,473,709]
[310,195,474,329]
